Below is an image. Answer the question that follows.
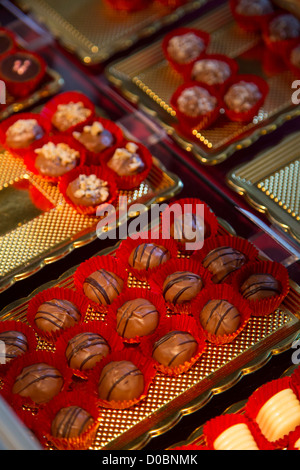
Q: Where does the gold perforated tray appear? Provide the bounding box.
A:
[0,228,299,450]
[107,0,300,165]
[0,148,182,294]
[227,131,300,244]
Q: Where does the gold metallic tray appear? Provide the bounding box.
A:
[0,229,299,450]
[0,148,182,294]
[15,0,209,65]
[107,0,300,165]
[227,131,300,244]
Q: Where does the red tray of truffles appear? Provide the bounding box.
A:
[0,198,299,450]
[107,0,300,165]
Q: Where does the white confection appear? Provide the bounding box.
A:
[213,423,259,450]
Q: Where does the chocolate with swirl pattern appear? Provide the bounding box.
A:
[51,405,94,439]
[0,331,28,363]
[98,360,144,402]
[152,330,198,367]
[162,271,203,305]
[66,332,110,371]
[240,273,281,301]
[128,243,170,271]
[199,299,241,336]
[116,298,159,339]
[34,299,81,334]
[202,246,246,283]
[83,269,123,306]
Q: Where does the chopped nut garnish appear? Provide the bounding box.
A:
[108,142,143,174]
[53,101,92,131]
[73,121,104,141]
[6,119,39,137]
[34,142,80,167]
[73,174,109,202]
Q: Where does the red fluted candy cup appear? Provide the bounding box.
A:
[286,40,300,78]
[0,27,17,55]
[103,0,152,12]
[229,0,275,32]
[156,0,189,8]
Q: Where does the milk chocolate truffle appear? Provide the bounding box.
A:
[51,101,92,132]
[170,212,208,244]
[12,362,64,404]
[191,59,231,85]
[167,33,205,65]
[66,174,110,207]
[34,142,80,177]
[73,121,114,153]
[51,406,94,439]
[224,81,262,113]
[152,330,197,367]
[199,299,241,336]
[66,332,110,371]
[107,142,144,176]
[0,51,42,84]
[34,299,81,334]
[98,360,144,402]
[240,273,281,301]
[202,246,246,283]
[128,243,170,271]
[5,119,44,149]
[177,86,217,117]
[0,331,28,363]
[268,14,300,41]
[235,0,273,16]
[116,298,159,339]
[163,271,203,304]
[83,268,123,306]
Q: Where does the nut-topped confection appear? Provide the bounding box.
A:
[34,141,80,177]
[107,142,145,176]
[5,118,45,149]
[177,86,217,117]
[202,246,246,283]
[73,121,114,154]
[191,58,231,85]
[34,298,81,334]
[224,81,262,113]
[268,13,300,42]
[51,101,92,132]
[66,173,110,207]
[167,32,206,65]
[235,0,273,16]
[152,330,198,367]
[66,332,110,371]
[51,406,94,439]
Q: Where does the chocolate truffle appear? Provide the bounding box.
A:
[116,298,159,339]
[162,271,203,304]
[0,330,28,363]
[235,0,273,16]
[0,30,14,55]
[191,59,231,85]
[107,142,145,176]
[152,330,197,367]
[98,360,144,402]
[128,243,170,271]
[0,51,42,84]
[170,212,208,244]
[290,44,300,68]
[73,121,114,153]
[34,299,81,334]
[177,86,217,117]
[66,332,110,371]
[240,273,281,301]
[51,101,92,132]
[66,174,110,207]
[34,142,80,177]
[83,268,123,306]
[224,81,262,113]
[199,299,241,336]
[12,362,64,404]
[5,119,44,149]
[167,33,205,64]
[202,246,246,283]
[268,14,300,41]
[51,406,94,439]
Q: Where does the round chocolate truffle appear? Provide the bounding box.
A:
[240,273,281,301]
[107,142,145,176]
[51,406,94,439]
[162,271,203,305]
[235,0,273,16]
[128,243,170,271]
[51,101,92,132]
[0,51,42,84]
[290,44,300,68]
[152,330,197,367]
[170,212,208,244]
[116,298,159,339]
[66,332,110,371]
[98,360,144,402]
[0,30,15,55]
[224,81,262,113]
[268,14,300,41]
[34,142,80,177]
[66,174,110,207]
[5,118,44,149]
[177,86,217,117]
[199,299,241,336]
[191,58,231,85]
[83,268,123,306]
[167,33,205,65]
[12,362,64,404]
[73,121,114,153]
[34,298,81,334]
[0,330,28,363]
[202,246,246,283]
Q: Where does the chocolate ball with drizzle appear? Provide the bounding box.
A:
[240,273,281,301]
[116,298,159,339]
[199,299,241,336]
[34,299,81,335]
[152,330,198,367]
[162,271,203,305]
[0,331,28,363]
[66,332,110,371]
[202,246,246,283]
[83,268,123,306]
[128,243,171,271]
[97,360,144,402]
[51,406,94,439]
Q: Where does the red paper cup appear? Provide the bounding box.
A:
[26,287,91,343]
[0,320,37,376]
[58,164,118,215]
[156,0,189,8]
[102,139,153,190]
[23,133,87,183]
[0,27,17,55]
[106,286,168,344]
[55,321,124,379]
[229,0,275,32]
[261,11,300,57]
[41,91,95,134]
[286,40,300,78]
[103,0,152,11]
[223,73,269,123]
[86,348,156,409]
[287,426,300,450]
[139,314,206,376]
[35,389,100,450]
[232,260,290,316]
[162,27,210,75]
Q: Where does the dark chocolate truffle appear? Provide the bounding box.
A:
[66,174,110,207]
[51,406,94,439]
[73,121,114,153]
[128,243,170,271]
[12,362,64,404]
[107,142,144,176]
[66,332,110,371]
[116,298,159,339]
[162,271,203,304]
[177,86,217,117]
[34,142,80,177]
[0,330,28,363]
[5,118,44,149]
[83,268,123,306]
[167,33,205,64]
[199,299,241,336]
[51,101,92,132]
[224,81,262,113]
[240,273,281,301]
[0,51,42,83]
[202,246,246,283]
[98,360,144,402]
[152,330,198,367]
[34,299,81,334]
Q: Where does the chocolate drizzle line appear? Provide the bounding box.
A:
[241,280,280,299]
[98,364,143,401]
[67,333,110,370]
[14,365,63,395]
[84,268,122,305]
[203,300,239,335]
[117,300,158,337]
[34,300,80,329]
[163,272,201,304]
[55,406,92,438]
[132,244,169,270]
[153,330,197,366]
